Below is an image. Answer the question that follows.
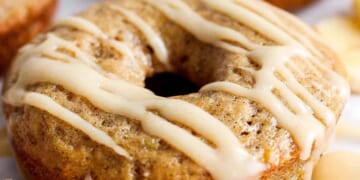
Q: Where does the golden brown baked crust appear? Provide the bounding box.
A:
[3,0,348,179]
[0,0,57,72]
[266,0,316,11]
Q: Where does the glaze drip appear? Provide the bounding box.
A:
[202,46,325,158]
[24,92,131,159]
[201,0,300,46]
[107,4,169,69]
[144,0,255,53]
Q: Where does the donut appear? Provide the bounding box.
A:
[0,0,57,72]
[265,0,316,11]
[2,0,349,179]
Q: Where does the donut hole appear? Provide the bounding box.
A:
[145,73,199,97]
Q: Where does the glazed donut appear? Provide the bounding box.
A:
[3,0,349,179]
[266,0,316,11]
[0,0,57,72]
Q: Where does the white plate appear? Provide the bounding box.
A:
[0,0,358,179]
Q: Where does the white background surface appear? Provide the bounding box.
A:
[0,0,359,179]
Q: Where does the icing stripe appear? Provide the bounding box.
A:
[43,34,105,72]
[201,46,326,159]
[278,66,335,125]
[5,37,264,179]
[201,0,300,46]
[24,92,131,159]
[108,5,170,69]
[54,17,136,65]
[55,17,107,38]
[232,0,323,58]
[144,0,256,53]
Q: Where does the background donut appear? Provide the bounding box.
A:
[0,0,58,73]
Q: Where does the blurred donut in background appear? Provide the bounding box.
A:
[0,0,58,72]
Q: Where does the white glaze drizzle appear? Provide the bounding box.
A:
[4,19,264,180]
[200,0,300,47]
[145,0,349,99]
[57,10,169,70]
[233,0,350,100]
[236,0,350,100]
[143,0,255,53]
[232,0,323,58]
[24,92,131,159]
[201,46,325,159]
[3,0,350,179]
[41,34,105,73]
[55,16,136,61]
[55,17,107,38]
[218,0,347,98]
[209,0,349,98]
[107,4,170,69]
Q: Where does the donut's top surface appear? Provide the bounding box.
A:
[3,0,349,179]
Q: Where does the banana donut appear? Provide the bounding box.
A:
[0,0,57,72]
[266,0,316,11]
[2,0,349,179]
